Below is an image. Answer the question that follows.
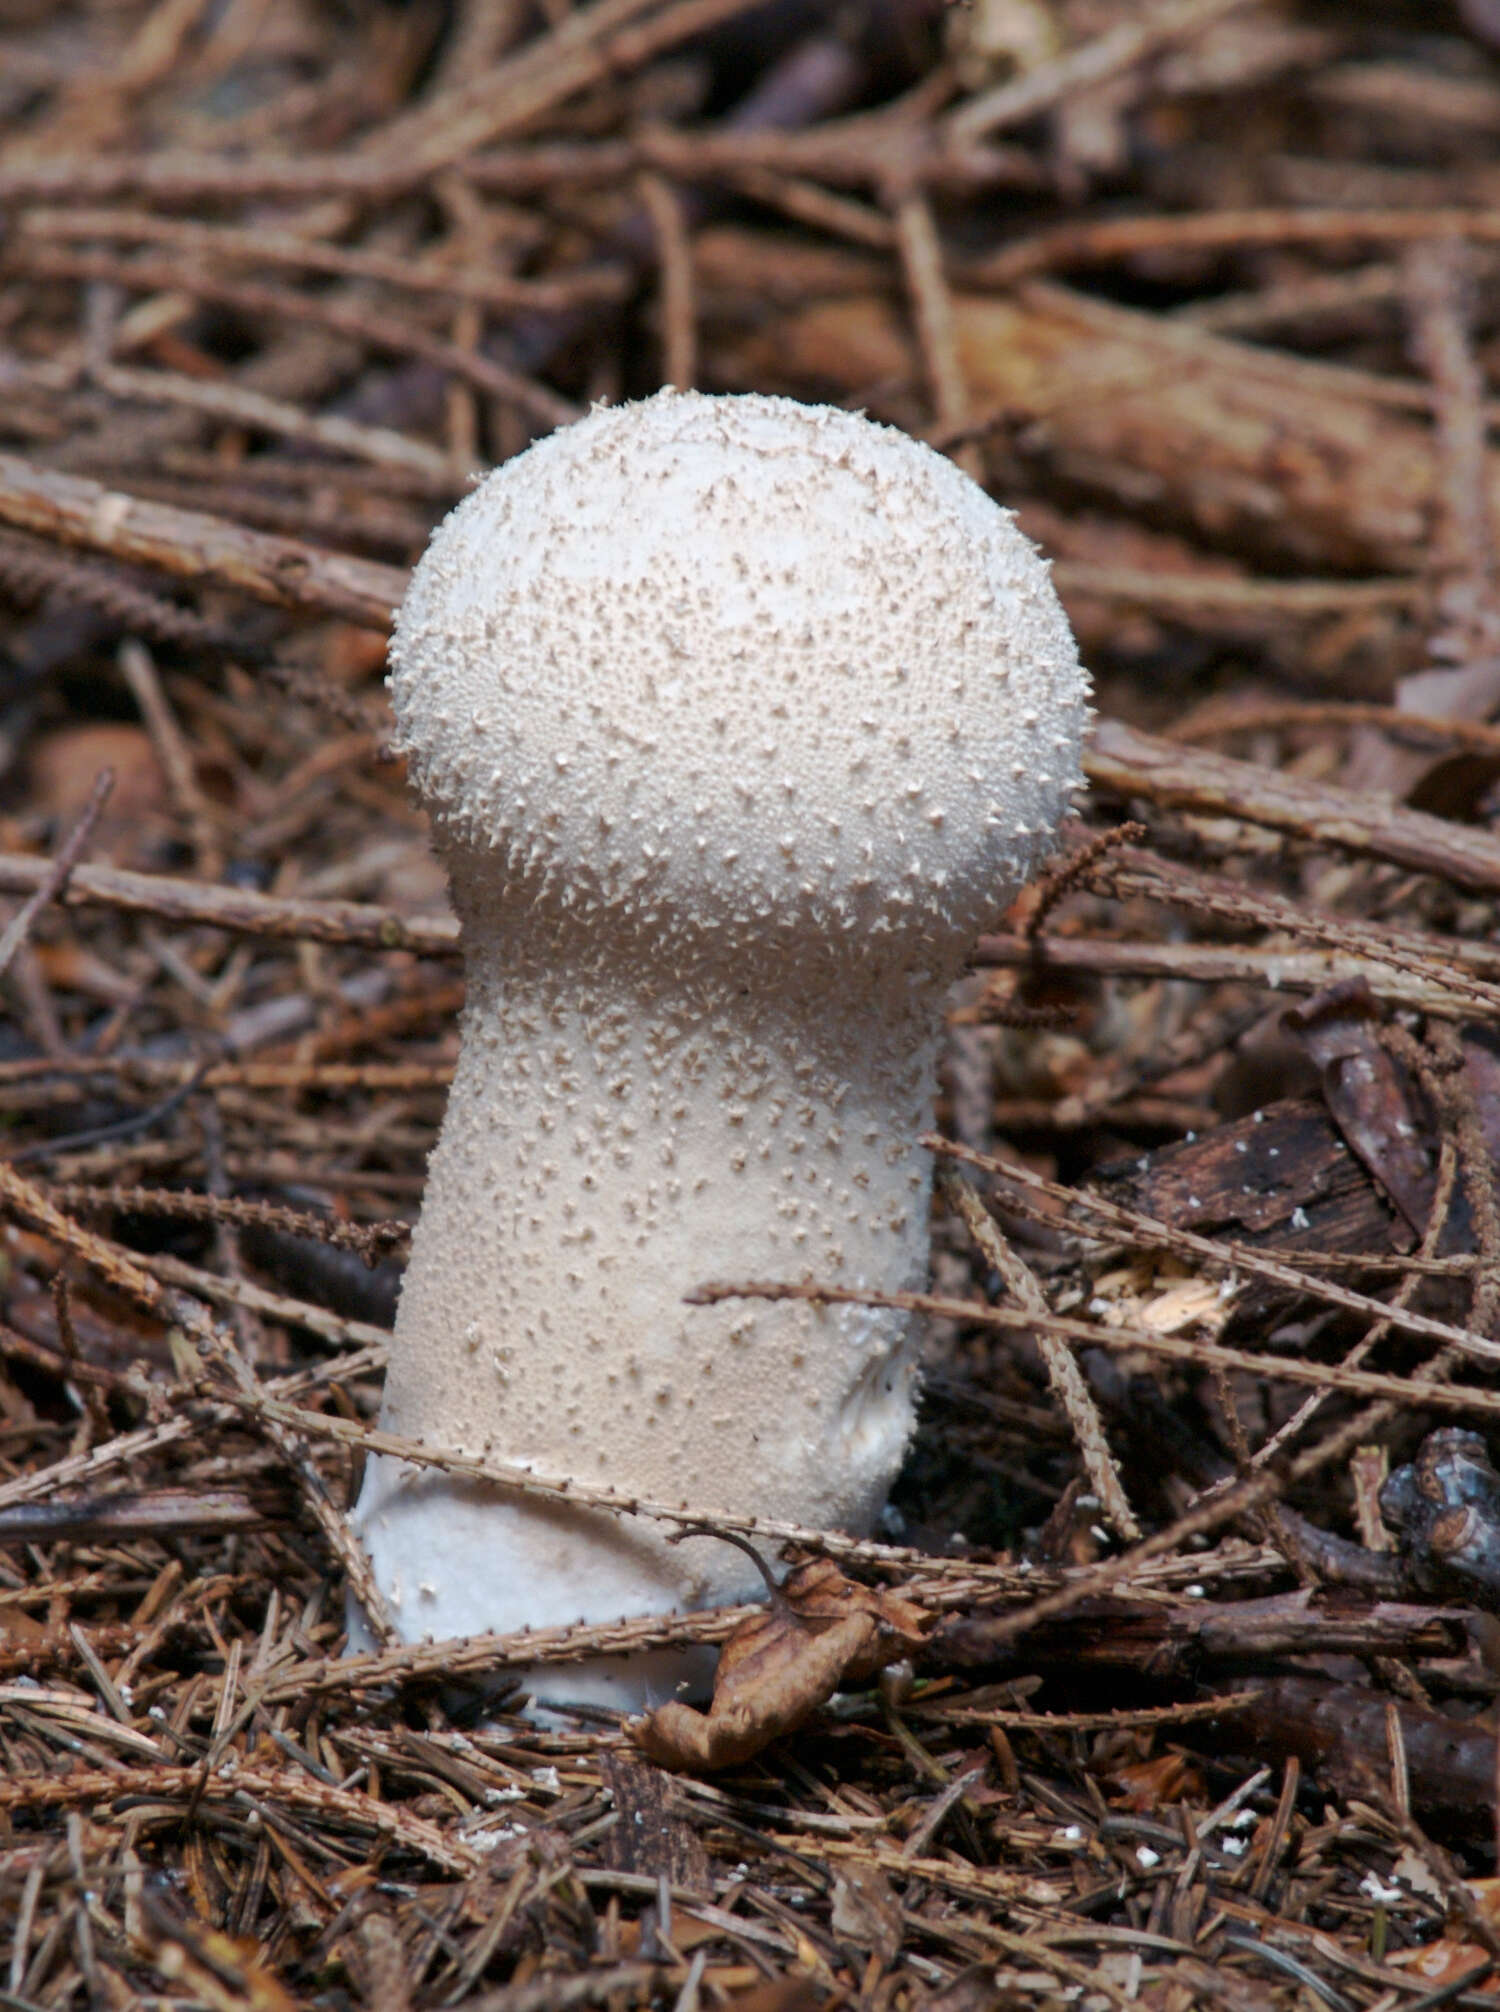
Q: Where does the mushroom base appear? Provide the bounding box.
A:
[343,1488,719,1706]
[349,1466,750,1709]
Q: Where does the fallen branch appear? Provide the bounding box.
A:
[0,453,404,628]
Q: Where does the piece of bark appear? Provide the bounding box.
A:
[1382,1429,1500,1611]
[1190,1674,1496,1829]
[935,1591,1467,1681]
[600,1753,711,1892]
[1284,980,1435,1237]
[1093,1026,1500,1293]
[718,278,1467,575]
[1096,1096,1396,1259]
[1085,1086,1444,1373]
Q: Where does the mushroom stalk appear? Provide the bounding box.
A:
[350,390,1089,1708]
[354,934,941,1701]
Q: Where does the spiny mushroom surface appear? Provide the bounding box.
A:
[350,389,1089,1707]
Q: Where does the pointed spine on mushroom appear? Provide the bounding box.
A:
[350,390,1090,1708]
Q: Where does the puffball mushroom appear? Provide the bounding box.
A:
[350,389,1089,1708]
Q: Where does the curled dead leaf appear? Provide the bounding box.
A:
[629,1556,931,1774]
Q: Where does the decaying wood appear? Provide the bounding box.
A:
[722,279,1481,572]
[938,1590,1469,1679]
[1194,1676,1498,1826]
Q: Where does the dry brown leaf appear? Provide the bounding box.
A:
[1386,1940,1499,1996]
[1104,1749,1206,1810]
[722,1975,830,2012]
[629,1557,931,1774]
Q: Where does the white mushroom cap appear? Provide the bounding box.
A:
[391,389,1087,973]
[352,390,1089,1709]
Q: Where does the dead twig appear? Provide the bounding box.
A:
[1087,718,1500,894]
[939,1161,1140,1541]
[0,453,404,627]
[638,172,698,391]
[0,769,115,983]
[0,852,456,953]
[947,0,1255,143]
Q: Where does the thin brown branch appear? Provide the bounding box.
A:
[0,769,114,983]
[940,1162,1139,1541]
[890,183,979,480]
[969,204,1500,290]
[0,852,455,952]
[638,171,699,390]
[1088,718,1500,894]
[973,929,1492,1017]
[18,207,629,315]
[0,453,405,627]
[947,0,1253,143]
[691,1271,1500,1403]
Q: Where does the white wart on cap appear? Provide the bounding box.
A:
[350,389,1089,1707]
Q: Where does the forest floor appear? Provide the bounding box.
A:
[1,1,1499,2005]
